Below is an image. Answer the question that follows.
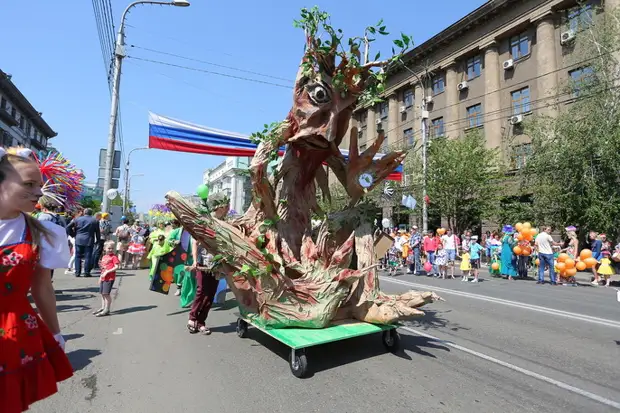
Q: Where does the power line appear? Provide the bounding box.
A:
[126,56,294,89]
[129,45,295,83]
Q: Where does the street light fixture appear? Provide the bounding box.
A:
[123,146,150,214]
[125,173,145,214]
[101,0,190,213]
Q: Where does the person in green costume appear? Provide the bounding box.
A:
[149,221,167,243]
[166,220,195,305]
[147,234,174,280]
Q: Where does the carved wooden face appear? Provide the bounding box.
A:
[286,71,357,150]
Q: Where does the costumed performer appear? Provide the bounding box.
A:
[187,192,230,335]
[500,225,518,280]
[127,221,147,270]
[0,147,73,413]
[598,251,615,287]
[147,234,174,280]
[166,219,193,297]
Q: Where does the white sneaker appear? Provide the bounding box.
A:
[470,279,478,283]
[175,289,181,296]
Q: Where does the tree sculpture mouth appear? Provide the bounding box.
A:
[301,134,330,150]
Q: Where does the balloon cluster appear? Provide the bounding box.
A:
[553,249,596,279]
[437,228,446,235]
[512,222,537,256]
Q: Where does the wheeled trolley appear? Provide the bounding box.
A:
[235,316,400,378]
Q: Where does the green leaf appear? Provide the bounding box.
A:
[240,264,252,273]
[401,33,410,46]
[393,39,404,48]
[374,51,381,61]
[367,26,376,34]
[377,18,384,27]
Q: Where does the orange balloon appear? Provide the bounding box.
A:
[564,258,575,269]
[584,257,598,268]
[513,246,522,255]
[557,253,569,263]
[556,262,566,272]
[524,233,533,241]
[522,247,532,256]
[580,249,592,259]
[491,262,500,270]
[530,228,538,237]
[523,222,532,229]
[515,223,523,232]
[535,258,540,266]
[576,261,587,271]
[516,233,524,241]
[565,268,577,277]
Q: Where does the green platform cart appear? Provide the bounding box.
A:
[235,316,400,378]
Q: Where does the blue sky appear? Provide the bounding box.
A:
[2,0,485,212]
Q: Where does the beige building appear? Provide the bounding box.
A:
[0,70,56,152]
[343,0,618,228]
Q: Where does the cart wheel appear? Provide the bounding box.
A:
[382,329,400,352]
[236,318,248,338]
[290,349,308,378]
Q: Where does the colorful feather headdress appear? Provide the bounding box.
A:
[34,150,84,210]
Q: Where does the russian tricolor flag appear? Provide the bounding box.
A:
[148,112,402,181]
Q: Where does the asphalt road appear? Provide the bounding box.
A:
[30,268,620,413]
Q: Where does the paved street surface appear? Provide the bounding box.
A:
[31,269,620,413]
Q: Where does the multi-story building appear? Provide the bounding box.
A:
[203,156,252,216]
[344,0,618,228]
[0,70,56,152]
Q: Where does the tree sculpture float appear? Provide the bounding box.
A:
[166,8,440,328]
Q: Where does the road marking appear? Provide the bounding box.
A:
[112,328,123,335]
[381,276,620,329]
[401,326,620,410]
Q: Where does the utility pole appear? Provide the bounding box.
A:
[101,0,190,213]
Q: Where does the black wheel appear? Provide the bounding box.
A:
[236,318,248,338]
[382,329,400,352]
[289,349,308,378]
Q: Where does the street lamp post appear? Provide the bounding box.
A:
[125,173,144,214]
[101,0,190,213]
[123,146,149,214]
[398,59,429,233]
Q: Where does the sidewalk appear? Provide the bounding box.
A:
[475,264,619,285]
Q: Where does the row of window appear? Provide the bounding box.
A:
[0,96,47,146]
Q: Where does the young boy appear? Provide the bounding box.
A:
[468,236,484,283]
[95,241,120,316]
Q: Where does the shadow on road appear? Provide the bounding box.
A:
[209,322,238,334]
[405,309,470,332]
[166,308,191,316]
[59,287,100,294]
[57,304,91,313]
[214,299,238,311]
[64,333,84,342]
[67,349,102,372]
[55,293,96,302]
[113,305,157,315]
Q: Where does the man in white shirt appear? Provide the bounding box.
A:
[441,229,458,278]
[534,226,561,285]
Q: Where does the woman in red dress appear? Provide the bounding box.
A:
[0,147,73,412]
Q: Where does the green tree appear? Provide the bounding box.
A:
[426,130,505,234]
[521,7,620,240]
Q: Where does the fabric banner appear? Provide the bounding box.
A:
[148,112,402,181]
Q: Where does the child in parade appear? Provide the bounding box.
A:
[127,223,147,270]
[387,245,400,276]
[95,240,120,316]
[598,251,615,287]
[0,147,73,412]
[468,236,484,283]
[115,218,131,269]
[434,243,450,279]
[147,234,174,280]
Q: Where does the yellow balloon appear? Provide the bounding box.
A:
[523,222,532,229]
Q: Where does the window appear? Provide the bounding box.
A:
[404,128,414,146]
[431,117,444,138]
[25,122,32,136]
[466,104,483,128]
[0,97,6,110]
[379,102,388,119]
[511,87,531,115]
[18,114,25,130]
[569,66,594,96]
[432,74,445,95]
[11,107,16,119]
[359,143,367,152]
[359,111,367,126]
[510,33,529,59]
[568,4,593,32]
[403,89,414,108]
[466,55,482,79]
[511,143,532,169]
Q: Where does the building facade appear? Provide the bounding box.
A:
[203,156,252,216]
[343,0,618,228]
[0,70,56,152]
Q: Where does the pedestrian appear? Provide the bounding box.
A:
[92,212,111,270]
[468,235,484,283]
[95,240,120,316]
[597,251,614,287]
[127,222,147,270]
[0,147,73,412]
[500,225,518,280]
[407,225,422,274]
[589,231,603,286]
[435,243,450,279]
[36,200,65,283]
[423,230,438,275]
[440,228,458,278]
[115,218,131,269]
[187,192,230,335]
[66,208,100,277]
[534,226,562,285]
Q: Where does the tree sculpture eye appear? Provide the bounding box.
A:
[307,82,331,105]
